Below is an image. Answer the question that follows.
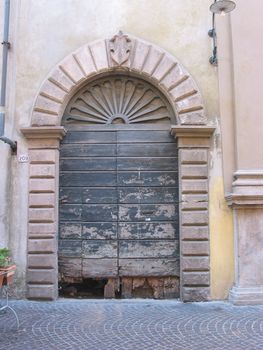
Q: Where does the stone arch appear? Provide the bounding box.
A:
[22,33,214,302]
[31,33,206,127]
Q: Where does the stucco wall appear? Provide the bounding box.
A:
[0,0,234,299]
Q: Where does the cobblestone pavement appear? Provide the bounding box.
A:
[0,299,263,350]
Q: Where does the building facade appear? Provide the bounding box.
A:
[0,0,262,304]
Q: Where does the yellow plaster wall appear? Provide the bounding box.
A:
[210,175,234,299]
[0,0,235,298]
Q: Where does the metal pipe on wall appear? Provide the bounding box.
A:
[0,0,16,153]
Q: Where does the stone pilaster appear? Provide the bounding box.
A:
[21,127,66,300]
[227,171,263,305]
[171,126,215,302]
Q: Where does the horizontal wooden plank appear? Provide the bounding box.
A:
[118,172,178,187]
[82,223,117,239]
[82,240,118,258]
[119,187,178,204]
[62,131,117,144]
[119,204,178,222]
[59,205,82,221]
[117,130,175,143]
[82,259,118,277]
[60,144,117,157]
[59,223,82,239]
[59,257,82,279]
[60,188,83,204]
[60,158,116,171]
[119,258,179,277]
[60,188,118,204]
[60,172,116,187]
[118,222,178,239]
[119,240,179,258]
[117,143,177,157]
[82,205,118,222]
[117,158,178,171]
[58,240,82,257]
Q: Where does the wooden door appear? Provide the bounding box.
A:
[58,75,179,298]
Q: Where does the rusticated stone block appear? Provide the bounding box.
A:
[180,149,208,164]
[160,61,187,89]
[27,269,56,284]
[49,67,75,92]
[29,193,55,208]
[29,149,56,164]
[131,41,150,71]
[74,46,97,76]
[30,164,55,178]
[181,211,208,225]
[181,226,209,241]
[29,208,55,223]
[143,46,163,75]
[40,80,67,103]
[28,238,56,254]
[34,95,62,115]
[59,55,85,84]
[29,223,56,237]
[179,111,207,125]
[182,241,209,256]
[29,179,55,193]
[182,287,210,302]
[27,284,57,300]
[182,272,210,286]
[169,78,197,101]
[181,257,210,271]
[181,179,208,194]
[181,194,208,210]
[28,254,56,269]
[176,95,203,114]
[152,55,174,81]
[89,40,108,71]
[181,164,208,179]
[31,112,59,127]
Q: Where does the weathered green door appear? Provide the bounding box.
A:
[58,75,179,298]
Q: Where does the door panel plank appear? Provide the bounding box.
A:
[119,258,179,277]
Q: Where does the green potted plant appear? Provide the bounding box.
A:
[0,248,16,287]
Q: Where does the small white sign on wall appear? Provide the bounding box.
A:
[18,154,29,163]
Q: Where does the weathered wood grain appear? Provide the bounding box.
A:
[119,240,179,258]
[118,204,178,222]
[119,187,178,204]
[82,223,117,239]
[59,257,82,282]
[119,258,179,276]
[60,172,116,187]
[82,204,118,222]
[60,144,117,157]
[59,223,82,239]
[118,222,178,239]
[58,240,82,257]
[63,131,117,144]
[60,158,116,171]
[117,172,178,187]
[82,258,118,277]
[82,240,118,258]
[117,143,177,157]
[117,130,175,143]
[117,157,178,171]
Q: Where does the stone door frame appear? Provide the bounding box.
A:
[21,34,214,301]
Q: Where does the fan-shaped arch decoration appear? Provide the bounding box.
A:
[63,76,175,125]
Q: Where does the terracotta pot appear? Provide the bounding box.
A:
[0,264,16,286]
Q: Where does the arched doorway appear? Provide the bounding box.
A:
[58,74,179,298]
[21,33,214,301]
